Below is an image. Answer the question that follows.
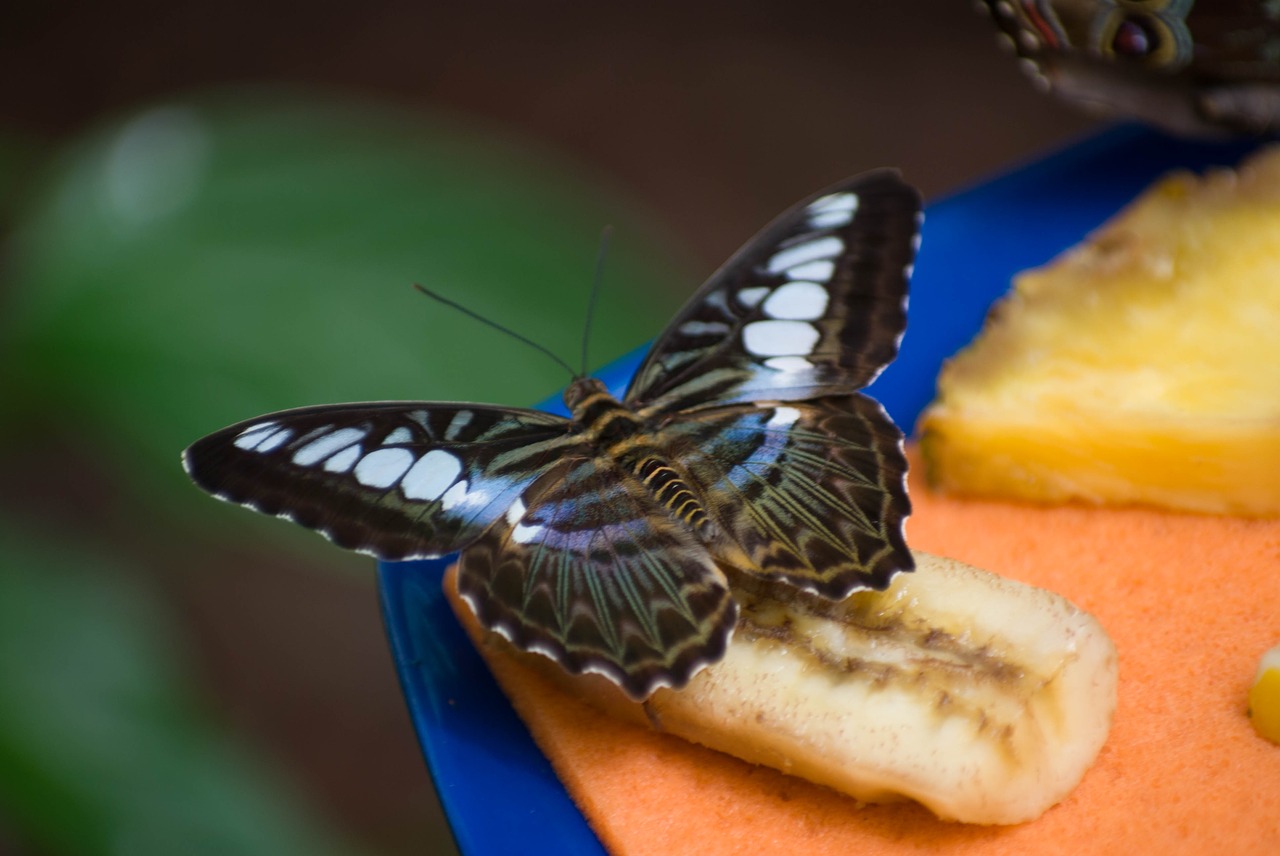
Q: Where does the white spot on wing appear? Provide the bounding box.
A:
[807,192,858,228]
[679,320,731,336]
[445,410,473,441]
[233,422,280,451]
[767,406,801,428]
[440,479,469,510]
[505,496,543,543]
[324,444,361,473]
[505,498,526,525]
[383,426,413,445]
[251,427,294,453]
[354,447,415,489]
[742,320,820,357]
[736,286,769,308]
[512,519,543,544]
[785,259,835,282]
[292,427,366,466]
[462,484,492,508]
[401,449,463,501]
[764,355,811,372]
[766,236,843,274]
[763,281,828,321]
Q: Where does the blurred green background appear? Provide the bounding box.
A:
[0,2,1094,854]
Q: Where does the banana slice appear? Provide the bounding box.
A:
[447,551,1117,825]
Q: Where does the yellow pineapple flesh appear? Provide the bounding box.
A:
[919,146,1280,516]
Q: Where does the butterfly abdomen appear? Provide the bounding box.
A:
[632,454,711,532]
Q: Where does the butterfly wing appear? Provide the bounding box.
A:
[625,170,921,415]
[183,402,575,560]
[659,396,912,598]
[457,452,736,700]
[979,1,1280,134]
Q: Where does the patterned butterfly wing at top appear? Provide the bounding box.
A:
[457,451,737,700]
[183,402,575,560]
[978,1,1280,134]
[625,170,922,415]
[660,395,913,598]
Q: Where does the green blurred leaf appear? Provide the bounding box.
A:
[0,92,689,510]
[0,526,363,855]
[0,130,47,219]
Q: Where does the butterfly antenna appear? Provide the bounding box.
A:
[413,284,577,379]
[580,225,614,377]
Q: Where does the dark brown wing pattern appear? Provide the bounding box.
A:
[456,452,736,700]
[657,395,912,599]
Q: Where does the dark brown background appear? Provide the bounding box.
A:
[0,2,1095,854]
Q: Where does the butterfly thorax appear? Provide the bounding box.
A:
[564,377,638,437]
[564,376,712,534]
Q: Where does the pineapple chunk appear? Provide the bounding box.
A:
[920,146,1280,515]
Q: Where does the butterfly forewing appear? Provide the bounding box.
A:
[659,395,912,598]
[456,453,736,700]
[183,402,575,560]
[626,170,921,415]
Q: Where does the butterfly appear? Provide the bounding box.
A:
[183,170,922,700]
[981,0,1280,134]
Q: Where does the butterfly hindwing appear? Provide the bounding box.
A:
[456,453,736,700]
[625,170,921,415]
[658,395,912,598]
[183,402,575,560]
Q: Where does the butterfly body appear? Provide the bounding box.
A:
[184,171,922,699]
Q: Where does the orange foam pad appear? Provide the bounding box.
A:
[444,456,1280,854]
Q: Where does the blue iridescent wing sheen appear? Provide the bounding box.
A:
[624,170,922,416]
[183,402,577,560]
[456,451,736,700]
[659,394,911,598]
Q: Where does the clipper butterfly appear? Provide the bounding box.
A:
[184,170,922,699]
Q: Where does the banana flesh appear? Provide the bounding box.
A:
[449,550,1117,825]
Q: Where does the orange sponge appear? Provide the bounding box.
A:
[445,453,1280,854]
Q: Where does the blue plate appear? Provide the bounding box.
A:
[377,125,1259,855]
